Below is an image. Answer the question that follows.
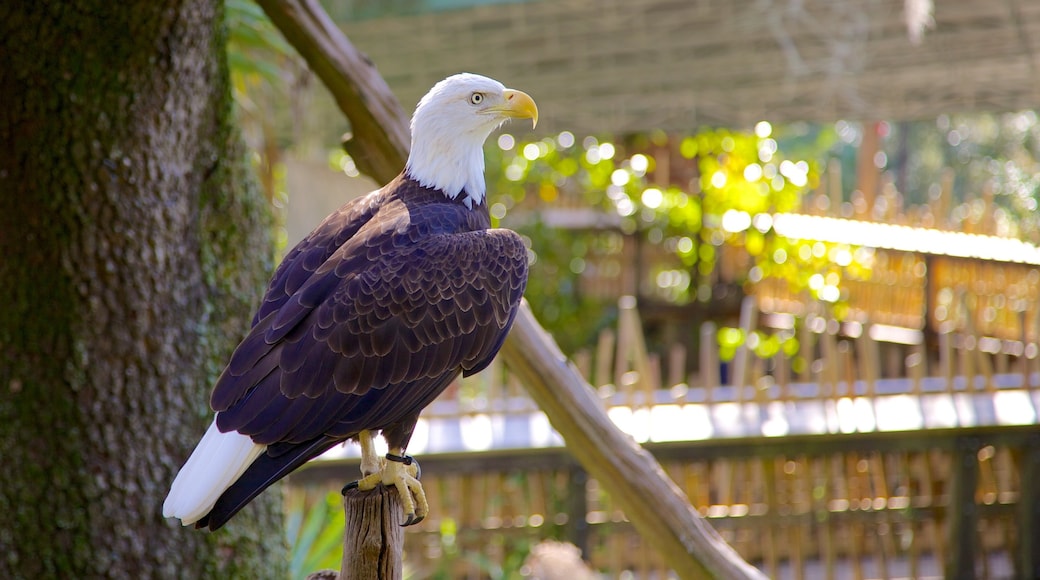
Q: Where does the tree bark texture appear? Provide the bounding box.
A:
[0,1,286,577]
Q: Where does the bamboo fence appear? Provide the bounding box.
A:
[292,294,1040,578]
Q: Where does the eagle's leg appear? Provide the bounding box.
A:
[345,420,428,527]
[357,429,381,477]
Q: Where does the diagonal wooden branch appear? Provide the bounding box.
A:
[254,0,409,183]
[500,305,764,579]
[256,1,764,577]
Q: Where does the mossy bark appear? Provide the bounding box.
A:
[0,1,287,577]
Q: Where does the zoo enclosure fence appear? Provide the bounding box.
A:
[290,299,1040,579]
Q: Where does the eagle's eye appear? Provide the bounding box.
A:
[469,92,484,105]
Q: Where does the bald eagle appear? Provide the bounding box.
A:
[164,73,537,530]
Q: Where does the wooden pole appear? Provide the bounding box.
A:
[1018,437,1040,579]
[700,321,720,398]
[827,157,843,217]
[255,0,409,185]
[856,121,881,218]
[306,487,405,580]
[730,296,758,393]
[258,1,763,576]
[341,487,405,580]
[946,437,980,579]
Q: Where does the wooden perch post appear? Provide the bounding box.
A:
[258,0,764,577]
[306,487,404,580]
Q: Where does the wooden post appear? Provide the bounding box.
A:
[945,437,980,579]
[856,121,881,218]
[1032,302,1040,387]
[1018,436,1040,579]
[910,341,926,395]
[761,458,779,578]
[565,465,591,557]
[938,328,953,391]
[959,293,978,393]
[594,328,616,388]
[857,323,879,397]
[306,487,405,580]
[827,157,843,217]
[730,296,758,395]
[819,323,839,398]
[934,168,955,230]
[616,296,657,405]
[821,456,837,579]
[700,321,719,398]
[797,307,815,383]
[668,343,687,390]
[341,487,405,580]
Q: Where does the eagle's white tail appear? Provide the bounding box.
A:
[163,419,266,526]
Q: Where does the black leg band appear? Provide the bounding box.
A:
[386,453,421,479]
[385,453,413,465]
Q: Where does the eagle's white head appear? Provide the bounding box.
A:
[405,73,538,209]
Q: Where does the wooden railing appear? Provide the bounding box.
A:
[294,425,1039,578]
[288,300,1040,578]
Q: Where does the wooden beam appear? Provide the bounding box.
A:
[254,0,409,183]
[293,424,1040,484]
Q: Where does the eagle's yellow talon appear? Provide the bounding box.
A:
[352,436,428,525]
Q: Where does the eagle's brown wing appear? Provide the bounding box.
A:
[210,223,528,446]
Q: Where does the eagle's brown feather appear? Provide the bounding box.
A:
[193,174,527,530]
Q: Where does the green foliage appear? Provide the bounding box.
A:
[226,0,291,98]
[422,518,533,579]
[875,114,1040,240]
[717,326,800,363]
[225,0,295,257]
[484,124,856,355]
[483,113,1040,361]
[285,490,533,579]
[286,490,345,578]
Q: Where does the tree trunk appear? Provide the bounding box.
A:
[0,1,286,577]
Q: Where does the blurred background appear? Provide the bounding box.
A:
[230,0,1040,577]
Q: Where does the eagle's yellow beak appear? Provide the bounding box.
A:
[500,89,538,129]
